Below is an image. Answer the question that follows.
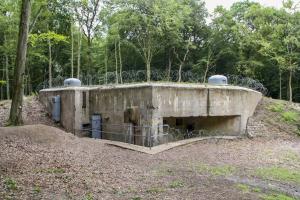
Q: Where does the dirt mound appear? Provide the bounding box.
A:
[0,124,75,144]
[0,96,56,127]
[247,97,300,138]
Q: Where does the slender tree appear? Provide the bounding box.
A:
[9,0,31,125]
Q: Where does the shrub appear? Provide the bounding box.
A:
[4,178,17,191]
[267,103,285,113]
[281,112,299,123]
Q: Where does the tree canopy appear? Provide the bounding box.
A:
[0,0,300,102]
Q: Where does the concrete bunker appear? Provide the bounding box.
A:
[39,82,262,147]
[163,115,241,137]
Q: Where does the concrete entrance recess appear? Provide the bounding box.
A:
[39,83,262,146]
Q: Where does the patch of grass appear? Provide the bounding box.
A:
[169,180,184,189]
[146,187,165,194]
[84,193,93,200]
[268,103,285,113]
[33,185,41,193]
[112,188,125,196]
[39,167,65,174]
[131,197,142,200]
[4,178,17,191]
[153,167,174,177]
[252,187,262,193]
[256,167,300,184]
[196,164,236,176]
[282,150,300,163]
[236,184,250,193]
[261,193,296,200]
[281,111,299,123]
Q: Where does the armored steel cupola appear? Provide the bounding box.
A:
[64,78,81,87]
[208,75,228,85]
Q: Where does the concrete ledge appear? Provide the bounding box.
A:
[101,136,241,155]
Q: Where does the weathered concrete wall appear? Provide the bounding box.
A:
[39,87,91,135]
[208,88,261,133]
[39,89,76,133]
[39,83,262,145]
[151,84,262,136]
[89,86,153,144]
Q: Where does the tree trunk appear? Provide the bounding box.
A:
[146,48,151,82]
[146,60,151,82]
[118,39,123,84]
[9,0,31,125]
[177,48,189,83]
[48,37,52,88]
[87,37,92,76]
[4,34,10,99]
[203,62,209,84]
[104,46,108,84]
[114,40,119,84]
[288,70,292,102]
[167,51,172,81]
[77,28,82,79]
[279,70,282,100]
[5,53,10,99]
[178,63,183,82]
[27,63,32,95]
[203,50,212,84]
[71,23,74,78]
[1,67,4,100]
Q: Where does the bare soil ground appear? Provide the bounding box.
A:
[0,96,56,127]
[0,97,300,200]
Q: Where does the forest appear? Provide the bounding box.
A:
[0,0,300,102]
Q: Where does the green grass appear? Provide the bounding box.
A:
[236,184,250,193]
[256,167,300,184]
[33,185,41,193]
[281,150,300,163]
[131,197,142,200]
[281,111,299,123]
[196,164,236,176]
[252,187,262,193]
[261,193,296,200]
[4,178,17,191]
[169,180,184,188]
[39,167,65,174]
[153,167,175,176]
[146,187,165,194]
[268,103,285,113]
[84,193,93,200]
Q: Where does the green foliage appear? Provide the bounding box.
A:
[261,193,295,200]
[255,167,300,184]
[169,180,184,188]
[33,185,41,193]
[281,111,299,123]
[0,80,6,86]
[268,103,285,113]
[38,167,65,174]
[131,197,142,200]
[1,0,300,102]
[29,32,68,47]
[252,187,261,193]
[84,193,94,200]
[235,184,250,193]
[146,187,165,194]
[196,164,236,176]
[4,178,17,191]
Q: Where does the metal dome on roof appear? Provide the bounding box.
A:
[208,75,228,85]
